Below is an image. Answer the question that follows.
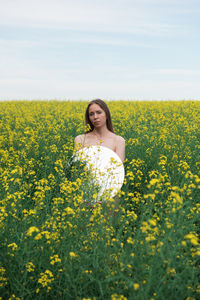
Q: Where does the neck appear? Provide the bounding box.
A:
[93,125,109,138]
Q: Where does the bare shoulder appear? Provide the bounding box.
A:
[115,134,125,144]
[74,134,85,144]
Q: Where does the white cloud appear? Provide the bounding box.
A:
[0,77,199,101]
[156,69,200,76]
[58,36,153,47]
[1,0,199,101]
[0,39,40,48]
[0,0,190,36]
[0,0,129,29]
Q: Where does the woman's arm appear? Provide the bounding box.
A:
[115,136,125,162]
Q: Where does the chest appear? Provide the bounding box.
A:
[84,135,116,152]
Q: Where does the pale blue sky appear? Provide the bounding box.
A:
[0,0,200,100]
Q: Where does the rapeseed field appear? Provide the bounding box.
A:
[0,100,200,299]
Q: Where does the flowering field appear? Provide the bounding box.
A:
[0,100,200,300]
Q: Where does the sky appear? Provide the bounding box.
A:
[0,0,200,101]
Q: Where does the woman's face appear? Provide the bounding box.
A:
[88,103,107,128]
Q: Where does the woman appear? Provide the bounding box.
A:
[74,99,125,162]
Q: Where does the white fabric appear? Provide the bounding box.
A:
[75,145,125,200]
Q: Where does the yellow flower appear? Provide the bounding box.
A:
[133,283,140,290]
[111,294,127,300]
[64,207,75,215]
[149,178,159,186]
[145,235,156,242]
[149,219,156,226]
[50,254,61,265]
[181,241,187,246]
[38,270,54,288]
[25,262,35,272]
[166,267,176,276]
[196,285,200,293]
[26,226,40,236]
[84,270,93,274]
[185,233,199,245]
[190,238,199,246]
[127,237,134,244]
[7,243,18,251]
[69,252,78,258]
[0,266,8,287]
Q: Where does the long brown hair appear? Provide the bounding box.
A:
[85,99,114,133]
